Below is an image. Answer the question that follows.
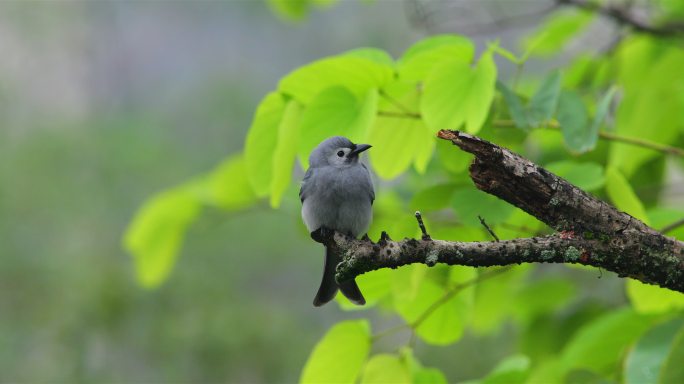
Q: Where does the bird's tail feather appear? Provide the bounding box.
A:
[313,247,339,307]
[313,247,366,307]
[339,279,366,306]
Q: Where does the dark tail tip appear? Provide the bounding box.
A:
[339,279,366,306]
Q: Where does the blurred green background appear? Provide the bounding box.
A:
[0,2,419,381]
[1,1,681,382]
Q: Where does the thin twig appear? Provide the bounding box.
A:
[378,112,684,157]
[408,0,558,36]
[598,131,684,157]
[370,267,510,342]
[492,120,684,158]
[411,268,510,329]
[512,61,524,91]
[559,0,684,37]
[415,211,432,241]
[478,215,500,242]
[661,218,684,234]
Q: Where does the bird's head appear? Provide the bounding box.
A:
[309,136,372,168]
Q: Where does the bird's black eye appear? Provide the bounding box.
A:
[337,150,345,157]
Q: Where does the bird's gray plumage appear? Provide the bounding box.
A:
[300,136,374,307]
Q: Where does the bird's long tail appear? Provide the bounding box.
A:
[313,247,366,307]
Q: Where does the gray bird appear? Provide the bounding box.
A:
[300,136,374,307]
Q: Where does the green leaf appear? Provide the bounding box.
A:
[497,81,529,128]
[527,71,562,127]
[435,138,472,174]
[604,166,649,224]
[452,188,514,226]
[489,43,520,64]
[412,126,435,174]
[661,326,684,384]
[615,36,659,91]
[544,161,605,191]
[410,183,458,212]
[470,266,532,334]
[398,34,475,82]
[279,55,393,104]
[512,279,576,324]
[336,268,393,310]
[400,348,449,384]
[370,80,434,178]
[311,0,337,6]
[267,0,308,21]
[624,318,684,384]
[297,86,377,169]
[300,320,371,384]
[207,155,258,210]
[626,279,684,314]
[648,207,684,241]
[123,184,202,288]
[561,308,655,375]
[368,114,433,180]
[392,264,428,302]
[414,368,448,384]
[368,192,419,240]
[345,47,395,67]
[610,47,684,177]
[588,87,616,139]
[360,354,411,384]
[393,266,475,345]
[526,359,566,384]
[123,154,259,288]
[563,54,595,87]
[467,50,497,133]
[557,90,591,153]
[481,355,530,384]
[522,10,593,56]
[354,88,380,143]
[421,49,497,134]
[270,100,303,208]
[244,92,286,196]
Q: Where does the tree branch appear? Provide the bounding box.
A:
[322,130,684,293]
[559,0,684,37]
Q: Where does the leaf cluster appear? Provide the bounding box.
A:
[123,4,684,382]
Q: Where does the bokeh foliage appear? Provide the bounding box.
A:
[124,2,684,383]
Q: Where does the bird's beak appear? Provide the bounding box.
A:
[349,144,372,157]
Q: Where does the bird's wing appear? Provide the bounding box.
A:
[299,167,315,203]
[361,163,375,205]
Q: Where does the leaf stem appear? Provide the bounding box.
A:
[661,218,684,234]
[370,323,410,342]
[493,120,684,158]
[410,268,509,329]
[377,110,422,119]
[378,89,418,115]
[598,130,684,157]
[512,61,525,91]
[374,114,684,158]
[370,268,509,343]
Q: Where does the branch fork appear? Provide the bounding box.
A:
[312,130,684,293]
